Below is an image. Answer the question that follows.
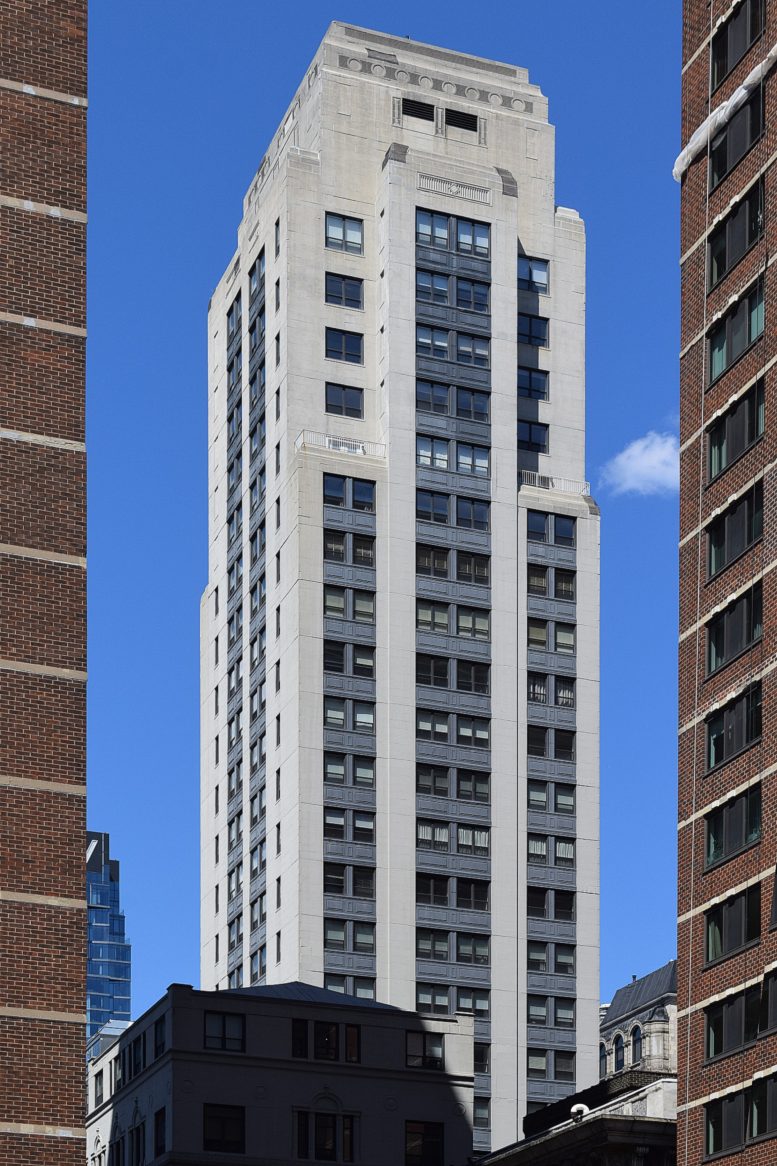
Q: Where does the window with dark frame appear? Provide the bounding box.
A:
[708,378,764,479]
[708,280,764,382]
[706,682,762,769]
[705,785,761,868]
[709,89,763,190]
[711,0,764,90]
[707,582,762,673]
[708,181,764,289]
[203,1104,245,1154]
[325,272,364,309]
[326,327,363,364]
[707,480,763,575]
[325,383,363,418]
[705,882,761,963]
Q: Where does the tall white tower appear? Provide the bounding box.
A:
[201,23,600,1150]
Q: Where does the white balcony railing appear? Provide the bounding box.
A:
[295,430,385,458]
[518,469,590,496]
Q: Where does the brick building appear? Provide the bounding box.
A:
[0,2,87,1163]
[676,2,777,1162]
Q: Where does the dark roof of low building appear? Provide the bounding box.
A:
[222,980,400,1011]
[520,1069,672,1143]
[602,960,677,1030]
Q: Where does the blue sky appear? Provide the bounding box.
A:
[87,0,680,1017]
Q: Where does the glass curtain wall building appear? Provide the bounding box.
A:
[87,831,132,1039]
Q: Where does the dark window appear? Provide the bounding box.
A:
[456,387,489,422]
[323,641,346,674]
[403,97,435,120]
[323,862,345,896]
[417,544,449,578]
[326,328,363,364]
[708,379,764,478]
[456,770,489,802]
[353,534,374,566]
[154,1016,165,1059]
[518,314,549,347]
[705,985,761,1059]
[405,1121,444,1166]
[705,883,761,963]
[352,479,375,512]
[706,785,761,868]
[709,181,764,288]
[345,1025,361,1063]
[353,867,374,899]
[527,887,548,918]
[227,293,242,342]
[456,333,490,367]
[416,490,449,524]
[474,1043,490,1073]
[708,280,764,382]
[614,1033,624,1071]
[417,380,449,414]
[314,1021,339,1061]
[456,217,490,257]
[445,107,478,131]
[456,497,489,530]
[456,878,489,911]
[323,474,346,508]
[555,1050,576,1081]
[555,890,576,921]
[519,367,549,400]
[416,209,449,250]
[416,873,449,906]
[406,1031,445,1069]
[315,1112,337,1162]
[711,0,764,89]
[325,383,363,418]
[456,278,489,312]
[707,481,762,575]
[710,89,763,189]
[518,421,549,453]
[518,256,550,294]
[154,1108,166,1157]
[417,654,449,688]
[527,510,548,542]
[707,682,762,770]
[203,1104,245,1154]
[416,270,449,304]
[555,515,575,546]
[417,764,449,797]
[527,725,547,757]
[324,530,346,562]
[707,583,762,672]
[325,272,364,309]
[325,213,363,254]
[457,551,489,585]
[204,1012,245,1052]
[457,660,489,694]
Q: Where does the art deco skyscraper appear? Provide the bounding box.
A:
[0,2,87,1162]
[201,23,600,1148]
[677,3,776,1162]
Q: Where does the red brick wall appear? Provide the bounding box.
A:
[679,3,777,1164]
[0,2,87,1162]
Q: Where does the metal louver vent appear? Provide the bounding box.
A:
[402,98,435,122]
[445,108,478,132]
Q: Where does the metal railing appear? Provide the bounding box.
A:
[295,430,386,458]
[518,469,590,496]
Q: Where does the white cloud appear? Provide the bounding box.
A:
[599,431,679,497]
